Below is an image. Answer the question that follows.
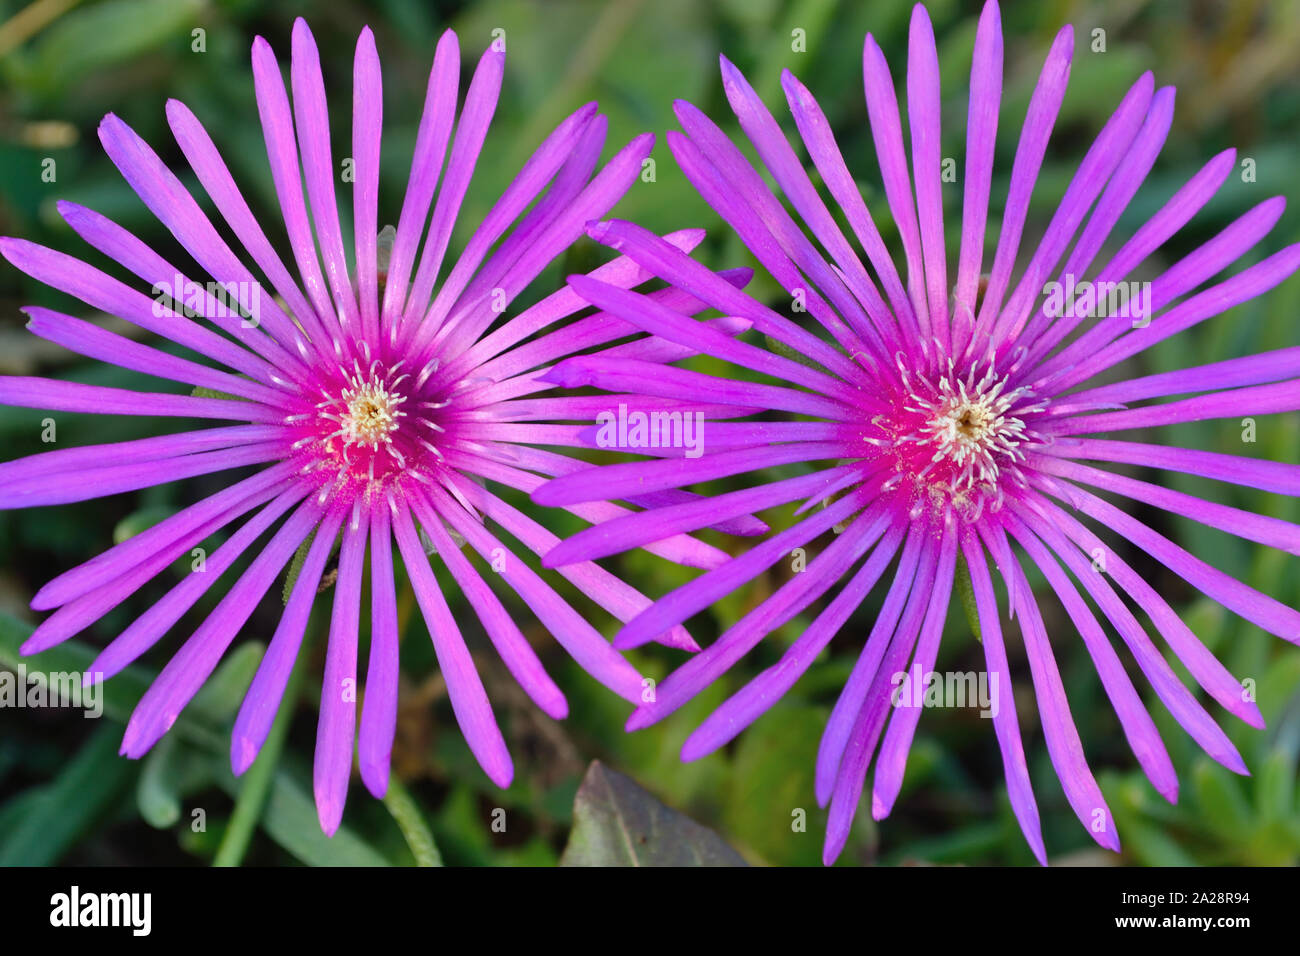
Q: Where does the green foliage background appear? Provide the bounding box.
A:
[0,0,1298,866]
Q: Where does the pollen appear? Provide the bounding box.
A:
[310,360,416,478]
[340,379,402,449]
[872,359,1046,520]
[914,367,1034,490]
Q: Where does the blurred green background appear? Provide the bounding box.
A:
[1,0,1298,866]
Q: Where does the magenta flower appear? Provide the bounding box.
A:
[536,1,1300,863]
[0,20,744,833]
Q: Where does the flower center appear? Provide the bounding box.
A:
[339,378,403,450]
[869,361,1045,520]
[293,359,444,489]
[913,371,1031,491]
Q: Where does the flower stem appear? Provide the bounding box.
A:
[213,647,307,867]
[382,776,442,867]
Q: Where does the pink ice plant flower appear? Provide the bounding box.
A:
[0,20,755,833]
[536,1,1300,863]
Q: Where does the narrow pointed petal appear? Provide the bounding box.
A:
[314,507,368,835]
[391,499,514,788]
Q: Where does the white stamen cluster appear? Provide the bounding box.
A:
[909,363,1041,492]
[341,380,402,446]
[319,360,410,467]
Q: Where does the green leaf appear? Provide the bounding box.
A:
[191,641,264,722]
[723,703,826,865]
[0,612,226,754]
[214,641,305,868]
[1117,818,1199,867]
[1256,748,1297,824]
[754,0,840,104]
[0,612,148,723]
[0,789,48,839]
[29,0,203,93]
[136,733,217,829]
[191,386,246,402]
[1192,759,1252,842]
[113,505,177,545]
[282,526,342,604]
[0,723,136,866]
[560,761,746,866]
[282,528,318,604]
[217,767,392,867]
[137,735,184,828]
[764,333,830,375]
[954,551,982,642]
[883,820,1008,865]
